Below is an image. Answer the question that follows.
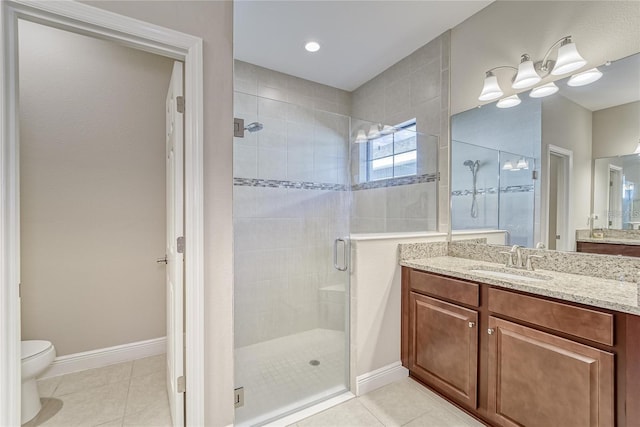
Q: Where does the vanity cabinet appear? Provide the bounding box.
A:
[408,292,478,409]
[401,267,639,427]
[403,269,480,410]
[577,241,640,257]
[487,316,614,427]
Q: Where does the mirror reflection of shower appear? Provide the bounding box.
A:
[463,160,480,218]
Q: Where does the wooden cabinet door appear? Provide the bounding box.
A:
[487,317,614,427]
[409,292,478,409]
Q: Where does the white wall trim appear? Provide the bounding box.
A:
[39,337,167,380]
[1,2,205,425]
[355,361,409,396]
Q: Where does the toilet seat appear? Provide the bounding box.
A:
[21,340,53,361]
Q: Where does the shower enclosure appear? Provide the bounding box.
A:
[233,91,351,426]
[451,140,537,247]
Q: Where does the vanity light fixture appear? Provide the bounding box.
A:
[516,158,529,170]
[354,129,368,144]
[502,161,514,171]
[567,68,603,87]
[304,41,320,52]
[496,94,521,109]
[367,124,381,140]
[479,67,514,101]
[478,36,588,104]
[547,37,587,75]
[380,125,397,135]
[354,123,399,144]
[512,54,541,89]
[529,82,559,98]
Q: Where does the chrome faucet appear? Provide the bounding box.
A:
[511,245,523,268]
[500,245,523,268]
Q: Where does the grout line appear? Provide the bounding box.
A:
[121,361,135,421]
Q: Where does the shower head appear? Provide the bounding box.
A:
[244,122,263,133]
[464,160,480,173]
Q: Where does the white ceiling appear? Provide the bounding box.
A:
[233,0,492,91]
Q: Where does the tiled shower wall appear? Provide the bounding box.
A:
[233,61,351,347]
[350,31,450,233]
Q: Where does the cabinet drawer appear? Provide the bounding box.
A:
[410,270,479,307]
[488,287,614,346]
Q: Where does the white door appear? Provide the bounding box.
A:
[166,61,184,427]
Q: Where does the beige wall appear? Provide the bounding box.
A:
[19,20,172,356]
[541,95,593,250]
[81,1,235,425]
[593,101,640,159]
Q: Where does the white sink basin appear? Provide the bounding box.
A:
[469,269,551,283]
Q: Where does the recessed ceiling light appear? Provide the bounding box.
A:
[305,41,320,53]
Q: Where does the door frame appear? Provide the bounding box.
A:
[607,165,623,229]
[545,145,573,251]
[0,1,205,425]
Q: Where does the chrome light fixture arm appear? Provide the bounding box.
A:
[538,35,572,73]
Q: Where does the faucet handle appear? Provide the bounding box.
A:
[500,251,515,267]
[526,255,544,271]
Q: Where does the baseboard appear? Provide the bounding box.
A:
[355,361,408,396]
[38,337,166,379]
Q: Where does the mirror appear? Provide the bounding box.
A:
[451,52,640,250]
[593,154,640,230]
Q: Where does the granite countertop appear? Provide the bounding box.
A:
[401,256,640,316]
[576,237,640,246]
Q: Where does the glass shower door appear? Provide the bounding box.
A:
[233,91,351,426]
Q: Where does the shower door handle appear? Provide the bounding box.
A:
[333,238,348,272]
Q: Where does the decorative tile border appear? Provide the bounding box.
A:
[351,173,437,191]
[233,177,347,191]
[234,173,438,192]
[451,184,534,197]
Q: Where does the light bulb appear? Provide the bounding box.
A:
[551,38,586,75]
[567,68,603,87]
[530,82,559,98]
[479,72,503,101]
[496,95,521,109]
[512,54,541,89]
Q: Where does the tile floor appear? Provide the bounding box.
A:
[25,354,171,427]
[291,377,486,427]
[235,329,346,426]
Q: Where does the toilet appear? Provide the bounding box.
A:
[21,340,56,424]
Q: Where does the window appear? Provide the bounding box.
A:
[366,120,417,181]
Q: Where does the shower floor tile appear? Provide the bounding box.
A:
[235,328,346,426]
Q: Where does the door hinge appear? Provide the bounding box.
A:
[234,387,244,408]
[177,376,186,393]
[532,170,538,180]
[176,96,185,114]
[177,236,185,254]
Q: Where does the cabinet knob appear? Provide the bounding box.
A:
[468,321,475,328]
[488,328,495,335]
